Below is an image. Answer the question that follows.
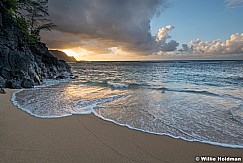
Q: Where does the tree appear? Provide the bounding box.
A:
[1,0,55,43]
[0,0,17,13]
[18,0,56,41]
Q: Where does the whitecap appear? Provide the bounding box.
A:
[107,81,129,89]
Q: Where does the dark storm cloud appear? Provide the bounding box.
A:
[41,0,180,55]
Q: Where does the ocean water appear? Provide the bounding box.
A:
[12,61,243,148]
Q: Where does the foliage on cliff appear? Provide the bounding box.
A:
[1,0,55,44]
[0,0,17,13]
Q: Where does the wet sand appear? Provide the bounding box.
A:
[0,89,242,163]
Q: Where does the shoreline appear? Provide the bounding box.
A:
[1,89,242,163]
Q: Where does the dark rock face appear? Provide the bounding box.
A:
[0,11,71,89]
[0,75,6,87]
[0,86,6,94]
[50,50,77,62]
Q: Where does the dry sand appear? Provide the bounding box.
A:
[0,89,242,163]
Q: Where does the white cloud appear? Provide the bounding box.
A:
[156,25,174,41]
[225,0,243,8]
[155,25,179,52]
[188,33,243,54]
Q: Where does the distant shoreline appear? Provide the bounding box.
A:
[76,59,243,62]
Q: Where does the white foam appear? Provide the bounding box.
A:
[107,81,129,89]
[230,104,243,123]
[92,110,243,149]
[11,90,72,118]
[71,95,123,114]
[11,77,73,118]
[72,100,97,114]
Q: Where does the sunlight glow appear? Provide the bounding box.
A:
[62,48,94,61]
[62,49,77,57]
[61,47,166,61]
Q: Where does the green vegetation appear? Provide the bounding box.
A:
[20,0,56,41]
[1,0,55,44]
[14,16,37,44]
[1,0,17,14]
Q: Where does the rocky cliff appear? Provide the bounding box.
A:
[0,9,71,89]
[50,50,77,62]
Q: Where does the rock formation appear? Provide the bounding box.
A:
[0,8,71,89]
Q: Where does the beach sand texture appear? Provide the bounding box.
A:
[0,89,242,163]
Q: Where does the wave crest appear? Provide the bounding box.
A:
[107,81,129,89]
[158,87,219,96]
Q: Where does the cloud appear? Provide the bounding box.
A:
[178,44,193,54]
[159,40,179,52]
[182,33,243,55]
[41,0,174,56]
[156,25,174,41]
[153,25,179,53]
[225,0,243,8]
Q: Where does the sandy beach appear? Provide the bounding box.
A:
[0,89,242,163]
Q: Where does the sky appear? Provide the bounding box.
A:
[41,0,243,61]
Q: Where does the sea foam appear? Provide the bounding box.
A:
[230,104,243,124]
[107,81,129,89]
[71,94,124,114]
